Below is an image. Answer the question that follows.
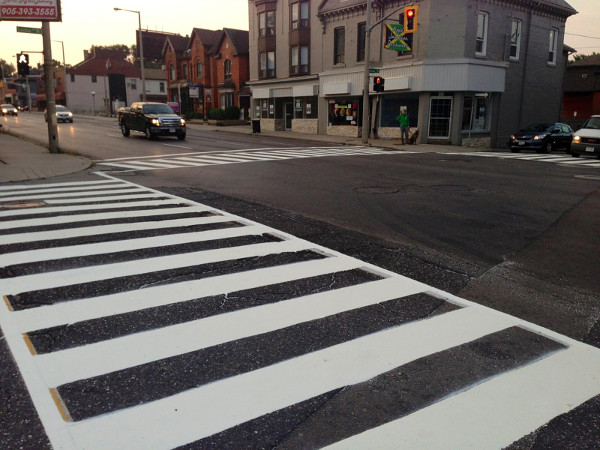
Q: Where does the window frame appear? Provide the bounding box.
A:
[548,27,559,65]
[509,19,522,61]
[357,22,366,62]
[291,1,309,29]
[259,11,275,36]
[259,51,276,78]
[196,60,203,79]
[476,11,489,57]
[334,27,345,65]
[169,64,175,80]
[224,59,232,80]
[290,44,309,75]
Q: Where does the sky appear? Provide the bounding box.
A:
[0,0,599,70]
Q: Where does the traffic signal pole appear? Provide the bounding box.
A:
[42,22,60,153]
[361,0,373,144]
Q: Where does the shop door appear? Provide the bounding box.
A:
[285,103,293,130]
[428,97,452,139]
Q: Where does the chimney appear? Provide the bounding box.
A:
[84,49,90,60]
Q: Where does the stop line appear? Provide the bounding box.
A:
[95,145,397,171]
[457,151,600,168]
[1,175,599,449]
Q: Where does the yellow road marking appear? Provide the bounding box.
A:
[3,296,13,312]
[22,334,37,355]
[49,388,73,422]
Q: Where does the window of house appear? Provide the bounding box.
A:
[291,1,309,29]
[183,64,188,79]
[291,45,309,74]
[170,64,175,80]
[259,11,275,36]
[357,22,366,62]
[334,27,345,64]
[548,28,558,65]
[196,61,203,78]
[510,19,522,60]
[384,15,413,56]
[159,82,165,93]
[476,11,489,56]
[130,79,137,90]
[259,51,275,78]
[220,92,234,109]
[224,59,232,79]
[91,75,97,83]
[70,74,75,82]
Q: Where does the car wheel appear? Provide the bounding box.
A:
[145,126,154,140]
[176,131,186,141]
[541,141,551,154]
[571,151,580,158]
[121,123,130,137]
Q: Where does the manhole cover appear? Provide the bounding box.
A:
[354,186,400,194]
[0,200,46,209]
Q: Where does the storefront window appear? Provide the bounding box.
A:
[328,99,359,126]
[461,94,490,131]
[380,95,419,127]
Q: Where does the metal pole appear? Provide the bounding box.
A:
[138,12,147,102]
[42,21,60,153]
[25,75,31,112]
[361,0,373,144]
[55,40,67,107]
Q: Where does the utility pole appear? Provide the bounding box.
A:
[42,21,60,153]
[361,0,373,144]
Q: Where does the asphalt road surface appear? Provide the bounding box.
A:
[1,113,599,448]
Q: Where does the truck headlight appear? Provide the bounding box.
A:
[573,135,581,144]
[151,119,160,126]
[180,118,186,126]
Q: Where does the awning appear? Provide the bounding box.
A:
[33,91,66,101]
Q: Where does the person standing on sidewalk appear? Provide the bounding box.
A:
[395,108,410,145]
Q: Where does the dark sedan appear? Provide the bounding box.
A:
[508,123,574,154]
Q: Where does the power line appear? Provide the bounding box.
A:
[565,32,600,40]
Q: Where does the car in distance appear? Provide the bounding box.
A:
[44,105,74,123]
[118,102,186,140]
[508,123,573,154]
[1,104,18,116]
[116,106,130,121]
[571,115,600,159]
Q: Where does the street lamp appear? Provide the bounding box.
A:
[114,7,147,101]
[91,91,96,115]
[52,40,68,107]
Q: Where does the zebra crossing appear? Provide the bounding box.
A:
[95,145,397,171]
[1,175,600,449]
[457,151,600,168]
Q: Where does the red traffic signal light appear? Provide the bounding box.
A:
[404,5,418,33]
[373,76,385,92]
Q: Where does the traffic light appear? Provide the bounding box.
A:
[404,5,418,33]
[17,53,30,77]
[373,76,385,92]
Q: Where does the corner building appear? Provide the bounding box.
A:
[247,0,576,147]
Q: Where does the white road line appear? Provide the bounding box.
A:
[0,179,118,191]
[45,193,168,204]
[0,206,211,230]
[0,215,234,245]
[63,307,518,450]
[11,256,364,333]
[0,187,147,202]
[163,144,193,150]
[0,239,312,294]
[0,183,126,198]
[328,345,600,450]
[0,224,269,266]
[38,276,427,386]
[96,162,166,170]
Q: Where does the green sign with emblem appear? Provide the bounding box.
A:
[385,23,411,52]
[17,26,42,34]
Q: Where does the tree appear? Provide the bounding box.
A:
[90,44,130,60]
[0,59,16,78]
[569,52,600,64]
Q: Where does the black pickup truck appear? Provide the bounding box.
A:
[118,102,186,140]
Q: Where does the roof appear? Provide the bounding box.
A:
[569,54,600,67]
[223,28,249,56]
[191,28,221,52]
[68,47,140,78]
[144,68,167,80]
[162,34,191,58]
[138,30,182,61]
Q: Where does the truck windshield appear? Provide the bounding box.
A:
[583,117,600,130]
[143,104,175,114]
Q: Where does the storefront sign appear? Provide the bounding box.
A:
[295,98,302,112]
[0,0,61,21]
[306,104,311,114]
[385,23,410,52]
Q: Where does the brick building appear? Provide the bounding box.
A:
[562,54,600,124]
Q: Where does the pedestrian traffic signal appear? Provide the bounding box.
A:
[373,76,385,92]
[17,53,30,76]
[404,5,418,33]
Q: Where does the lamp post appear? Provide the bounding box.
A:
[52,40,68,107]
[114,7,146,101]
[91,91,96,115]
[361,0,373,144]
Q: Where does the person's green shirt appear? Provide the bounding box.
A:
[396,113,409,127]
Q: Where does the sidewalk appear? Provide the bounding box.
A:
[0,116,485,184]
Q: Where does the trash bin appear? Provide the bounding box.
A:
[252,119,261,134]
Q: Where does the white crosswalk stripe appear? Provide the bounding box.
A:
[453,151,600,168]
[1,174,599,449]
[95,146,397,171]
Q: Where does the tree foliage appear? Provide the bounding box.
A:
[0,59,16,78]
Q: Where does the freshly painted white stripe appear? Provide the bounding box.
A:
[327,345,600,450]
[556,158,600,165]
[162,144,193,150]
[0,199,186,218]
[0,206,211,230]
[530,156,578,162]
[100,160,182,169]
[0,179,118,191]
[0,183,126,198]
[96,162,165,170]
[11,256,364,333]
[0,215,233,245]
[0,239,311,294]
[0,224,267,266]
[153,158,206,167]
[0,188,147,202]
[39,276,427,386]
[45,193,167,204]
[63,307,518,450]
